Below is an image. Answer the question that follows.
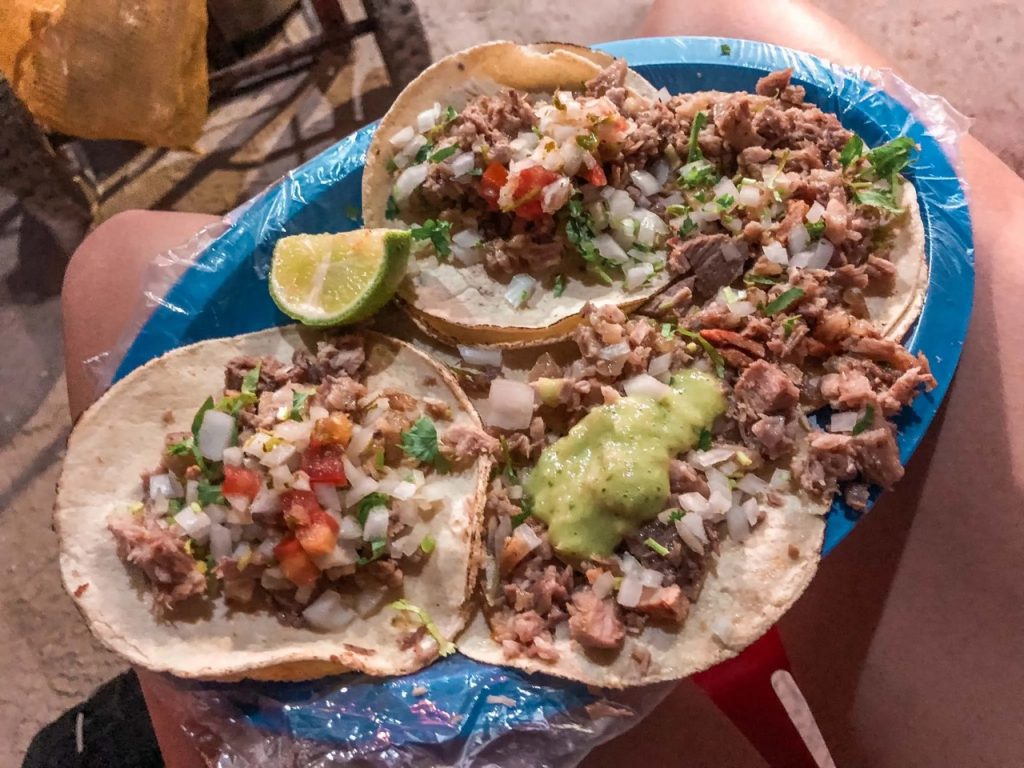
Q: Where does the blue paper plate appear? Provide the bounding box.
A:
[116,37,973,753]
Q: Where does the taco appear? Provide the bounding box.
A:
[56,328,494,680]
[450,284,935,685]
[363,48,926,348]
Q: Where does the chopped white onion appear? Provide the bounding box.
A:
[728,300,757,317]
[651,158,670,186]
[676,512,708,553]
[830,411,860,433]
[274,419,313,447]
[737,184,763,208]
[185,480,198,505]
[504,274,538,308]
[619,551,641,574]
[616,575,643,608]
[290,471,312,492]
[148,474,183,500]
[270,464,292,489]
[763,240,789,265]
[726,503,751,542]
[452,228,481,249]
[678,492,710,516]
[484,378,535,430]
[622,373,673,400]
[225,493,249,513]
[640,567,664,587]
[718,460,739,477]
[313,483,341,511]
[389,125,415,148]
[592,570,615,599]
[737,473,769,496]
[742,497,760,526]
[770,468,792,489]
[346,426,374,460]
[174,506,211,541]
[204,504,227,524]
[391,481,418,501]
[209,523,232,561]
[260,442,296,468]
[342,456,379,506]
[260,566,289,591]
[607,189,635,219]
[541,176,573,213]
[713,178,739,209]
[362,506,390,541]
[303,591,356,631]
[625,263,654,290]
[597,340,631,361]
[197,410,235,461]
[790,250,815,269]
[647,352,673,380]
[392,163,428,203]
[416,103,441,132]
[312,541,359,570]
[449,151,476,178]
[808,239,835,269]
[339,515,363,540]
[512,523,542,555]
[459,345,502,368]
[221,447,243,467]
[630,169,662,197]
[690,448,734,469]
[806,200,826,223]
[787,224,810,256]
[595,233,629,264]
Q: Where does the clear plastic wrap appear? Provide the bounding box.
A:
[84,37,974,766]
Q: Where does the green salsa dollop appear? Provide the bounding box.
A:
[524,369,726,559]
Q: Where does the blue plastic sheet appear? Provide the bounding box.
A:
[93,37,973,767]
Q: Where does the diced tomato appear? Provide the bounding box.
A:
[296,509,340,557]
[309,413,352,449]
[595,115,629,145]
[281,490,322,528]
[301,445,348,485]
[222,465,261,500]
[273,536,320,586]
[586,164,607,187]
[478,161,508,211]
[511,165,560,220]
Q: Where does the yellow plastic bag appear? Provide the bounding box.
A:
[1,0,208,148]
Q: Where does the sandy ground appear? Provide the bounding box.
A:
[0,1,1021,765]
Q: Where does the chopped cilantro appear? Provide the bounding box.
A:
[167,437,195,456]
[385,157,398,173]
[511,509,531,529]
[762,287,806,316]
[191,396,215,438]
[678,159,717,189]
[668,510,684,522]
[357,492,390,526]
[661,322,675,339]
[806,219,826,239]
[400,417,441,465]
[698,428,713,451]
[385,194,399,220]
[854,187,903,213]
[410,218,453,258]
[290,390,310,421]
[576,132,598,151]
[358,539,388,565]
[782,315,801,337]
[197,480,224,506]
[241,363,261,395]
[693,189,711,203]
[665,204,689,217]
[374,449,385,469]
[429,145,459,163]
[677,328,725,378]
[687,111,707,162]
[469,166,483,177]
[678,216,697,237]
[720,43,732,56]
[744,273,779,286]
[167,499,184,515]
[552,92,566,110]
[389,599,456,656]
[414,141,435,164]
[565,194,604,269]
[553,273,566,298]
[866,136,917,178]
[645,538,670,556]
[839,135,864,168]
[442,105,458,124]
[716,193,735,211]
[420,535,436,554]
[852,405,875,436]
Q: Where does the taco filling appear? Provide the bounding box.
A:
[466,272,935,664]
[107,335,495,633]
[383,63,920,322]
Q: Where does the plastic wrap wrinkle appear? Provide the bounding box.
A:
[98,37,973,766]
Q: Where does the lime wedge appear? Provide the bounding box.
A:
[269,229,410,326]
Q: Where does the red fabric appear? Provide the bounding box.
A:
[693,627,820,768]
